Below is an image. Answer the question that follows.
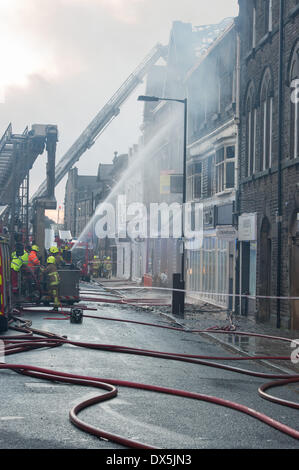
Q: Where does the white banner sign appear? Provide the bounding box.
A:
[238,213,257,241]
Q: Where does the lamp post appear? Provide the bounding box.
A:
[138,95,188,316]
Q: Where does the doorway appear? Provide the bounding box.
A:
[290,212,299,330]
[258,217,272,321]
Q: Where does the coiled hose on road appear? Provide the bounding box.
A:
[0,304,299,449]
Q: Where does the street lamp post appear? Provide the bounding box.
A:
[138,95,188,317]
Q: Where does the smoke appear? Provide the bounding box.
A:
[0,0,239,206]
[63,0,145,24]
[73,109,182,247]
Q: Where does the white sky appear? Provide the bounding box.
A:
[0,0,239,207]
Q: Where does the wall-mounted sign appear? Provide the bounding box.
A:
[160,171,182,195]
[160,174,171,194]
[216,225,238,240]
[238,213,257,241]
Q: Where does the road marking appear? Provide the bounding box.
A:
[0,416,24,421]
[24,382,58,389]
[99,402,201,444]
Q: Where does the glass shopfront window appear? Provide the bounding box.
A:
[187,236,230,307]
[249,241,257,296]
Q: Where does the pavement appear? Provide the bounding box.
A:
[93,277,299,376]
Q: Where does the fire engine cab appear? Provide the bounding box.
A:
[0,236,11,332]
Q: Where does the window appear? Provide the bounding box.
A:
[247,3,256,50]
[290,44,299,159]
[216,148,224,193]
[186,237,229,308]
[245,84,256,176]
[206,156,213,198]
[215,146,235,193]
[170,175,183,194]
[252,5,256,49]
[264,0,273,35]
[187,163,202,200]
[260,70,273,170]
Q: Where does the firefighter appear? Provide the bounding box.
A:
[98,257,104,278]
[103,256,112,279]
[49,246,59,256]
[10,245,24,297]
[92,256,100,279]
[20,246,29,266]
[44,256,60,312]
[106,256,112,278]
[62,244,72,265]
[28,245,41,269]
[20,246,34,298]
[49,246,66,267]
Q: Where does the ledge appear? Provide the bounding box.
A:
[281,157,299,170]
[215,188,234,198]
[239,159,299,185]
[288,4,299,20]
[257,31,273,49]
[240,167,275,184]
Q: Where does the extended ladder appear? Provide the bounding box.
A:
[31,43,166,200]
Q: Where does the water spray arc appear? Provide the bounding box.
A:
[73,113,181,248]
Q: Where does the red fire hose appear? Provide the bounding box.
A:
[0,312,298,448]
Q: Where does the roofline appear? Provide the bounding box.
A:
[185,19,236,81]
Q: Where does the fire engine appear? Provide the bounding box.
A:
[0,235,11,332]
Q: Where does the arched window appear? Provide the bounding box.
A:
[245,83,256,176]
[264,0,273,35]
[260,70,273,171]
[290,43,299,159]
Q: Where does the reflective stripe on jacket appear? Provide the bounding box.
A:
[48,270,60,286]
[28,251,40,267]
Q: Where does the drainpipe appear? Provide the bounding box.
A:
[235,28,241,316]
[276,0,284,328]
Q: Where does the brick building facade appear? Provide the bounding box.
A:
[237,0,299,328]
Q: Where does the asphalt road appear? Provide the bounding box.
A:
[0,289,298,450]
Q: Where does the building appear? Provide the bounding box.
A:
[185,20,239,310]
[64,153,128,243]
[64,168,98,238]
[115,144,146,280]
[237,0,299,329]
[139,20,234,287]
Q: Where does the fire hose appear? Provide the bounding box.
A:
[0,312,298,448]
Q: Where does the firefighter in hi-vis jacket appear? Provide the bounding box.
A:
[45,256,60,312]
